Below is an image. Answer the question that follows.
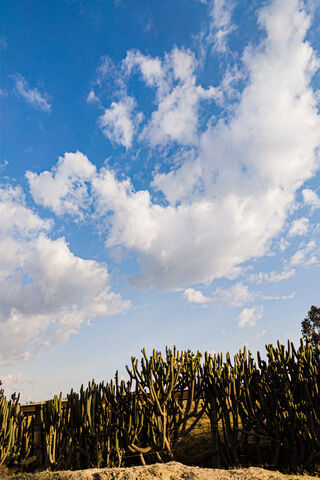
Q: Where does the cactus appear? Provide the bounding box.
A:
[1,338,320,471]
[0,392,32,467]
[125,347,207,461]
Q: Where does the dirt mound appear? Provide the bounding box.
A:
[10,462,318,480]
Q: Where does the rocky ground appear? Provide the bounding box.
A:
[5,462,319,480]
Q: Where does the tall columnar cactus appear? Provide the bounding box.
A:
[40,392,73,468]
[1,338,319,472]
[202,339,320,469]
[0,392,32,467]
[125,347,207,461]
[202,348,258,467]
[259,339,320,467]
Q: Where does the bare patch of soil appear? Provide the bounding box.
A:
[6,462,319,480]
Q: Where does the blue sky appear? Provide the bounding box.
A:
[1,0,320,402]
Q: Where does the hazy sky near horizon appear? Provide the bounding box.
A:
[1,0,320,402]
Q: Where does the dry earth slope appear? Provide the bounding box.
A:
[7,462,319,480]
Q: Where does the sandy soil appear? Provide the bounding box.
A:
[8,462,319,480]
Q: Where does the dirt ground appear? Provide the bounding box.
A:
[5,462,319,480]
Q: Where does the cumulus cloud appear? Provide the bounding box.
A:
[98,97,142,149]
[94,0,320,289]
[238,306,263,328]
[142,52,219,146]
[29,0,320,291]
[212,282,255,306]
[14,74,51,112]
[152,154,204,206]
[0,184,129,365]
[184,288,212,304]
[123,50,164,88]
[288,217,309,236]
[123,47,220,146]
[302,188,320,209]
[26,151,96,219]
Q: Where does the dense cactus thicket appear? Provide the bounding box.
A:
[202,340,320,469]
[0,339,320,473]
[0,392,32,467]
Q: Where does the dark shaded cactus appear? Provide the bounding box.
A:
[0,392,32,467]
[126,346,207,461]
[202,339,320,470]
[1,338,320,472]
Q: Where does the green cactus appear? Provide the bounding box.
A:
[0,392,32,467]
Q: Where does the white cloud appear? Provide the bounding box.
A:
[279,237,289,251]
[0,184,130,365]
[208,0,236,53]
[170,47,197,82]
[289,239,318,266]
[92,167,160,252]
[152,156,204,206]
[87,90,100,104]
[238,306,263,328]
[14,75,51,112]
[261,292,295,301]
[123,50,164,88]
[250,329,267,339]
[99,97,142,149]
[184,288,211,304]
[302,188,320,209]
[124,47,220,147]
[249,268,296,284]
[212,282,254,306]
[0,374,36,402]
[26,151,96,219]
[141,80,211,146]
[288,217,309,236]
[1,373,23,391]
[30,1,320,291]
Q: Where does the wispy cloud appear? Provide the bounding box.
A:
[98,97,143,149]
[261,292,295,301]
[212,282,254,306]
[250,329,267,340]
[288,217,309,236]
[249,268,296,284]
[14,74,51,112]
[208,0,236,54]
[238,306,263,329]
[289,240,318,267]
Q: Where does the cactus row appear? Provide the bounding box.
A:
[0,392,32,467]
[0,339,320,471]
[202,339,320,469]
